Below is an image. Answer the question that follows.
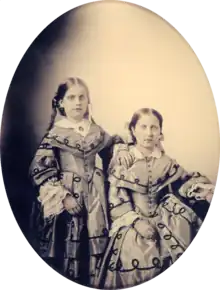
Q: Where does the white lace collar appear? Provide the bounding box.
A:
[54,118,91,137]
[131,145,162,160]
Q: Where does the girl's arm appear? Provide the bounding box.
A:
[108,186,140,236]
[106,147,142,236]
[165,158,215,203]
[29,133,80,218]
[98,132,133,178]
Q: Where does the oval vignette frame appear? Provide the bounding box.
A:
[0,1,219,287]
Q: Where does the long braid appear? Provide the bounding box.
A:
[46,104,57,132]
[36,99,57,148]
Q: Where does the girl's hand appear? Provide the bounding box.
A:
[192,183,214,204]
[116,150,134,169]
[134,219,157,241]
[112,134,125,144]
[63,195,82,215]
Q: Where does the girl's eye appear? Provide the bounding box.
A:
[67,95,75,100]
[152,125,159,131]
[79,95,85,101]
[141,124,147,129]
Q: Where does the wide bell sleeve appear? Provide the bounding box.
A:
[98,132,129,178]
[108,186,140,236]
[109,186,134,221]
[29,134,70,218]
[107,155,141,236]
[164,158,215,203]
[107,144,139,222]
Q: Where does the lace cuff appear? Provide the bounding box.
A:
[38,178,70,218]
[186,182,214,201]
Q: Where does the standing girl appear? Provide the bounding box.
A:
[29,77,132,287]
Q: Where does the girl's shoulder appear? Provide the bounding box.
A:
[43,123,83,148]
[89,123,113,147]
[89,123,110,135]
[47,124,72,138]
[157,153,174,164]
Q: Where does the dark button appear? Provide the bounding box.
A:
[103,228,108,236]
[64,138,69,145]
[117,233,122,239]
[157,223,165,229]
[78,126,84,131]
[113,249,118,255]
[135,178,139,184]
[108,262,115,271]
[109,203,114,209]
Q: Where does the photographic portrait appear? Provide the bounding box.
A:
[0,1,219,289]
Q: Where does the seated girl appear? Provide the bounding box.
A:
[95,108,214,289]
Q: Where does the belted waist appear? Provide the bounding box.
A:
[135,204,159,218]
[60,169,94,183]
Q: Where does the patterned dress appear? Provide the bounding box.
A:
[29,118,123,286]
[95,146,214,289]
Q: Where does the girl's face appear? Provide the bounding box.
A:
[60,85,89,121]
[132,114,161,149]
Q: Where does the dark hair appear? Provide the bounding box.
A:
[128,108,163,144]
[47,77,90,131]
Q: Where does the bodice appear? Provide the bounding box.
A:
[109,149,176,216]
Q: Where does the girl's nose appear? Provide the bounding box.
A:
[75,96,81,105]
[146,127,153,136]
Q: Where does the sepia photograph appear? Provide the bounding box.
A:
[0,1,219,289]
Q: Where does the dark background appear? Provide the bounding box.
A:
[0,0,217,288]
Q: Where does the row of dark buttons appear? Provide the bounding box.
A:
[147,161,154,215]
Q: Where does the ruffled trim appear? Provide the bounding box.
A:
[38,178,70,218]
[46,125,107,156]
[186,182,214,201]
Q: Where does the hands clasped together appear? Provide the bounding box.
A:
[62,194,82,215]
